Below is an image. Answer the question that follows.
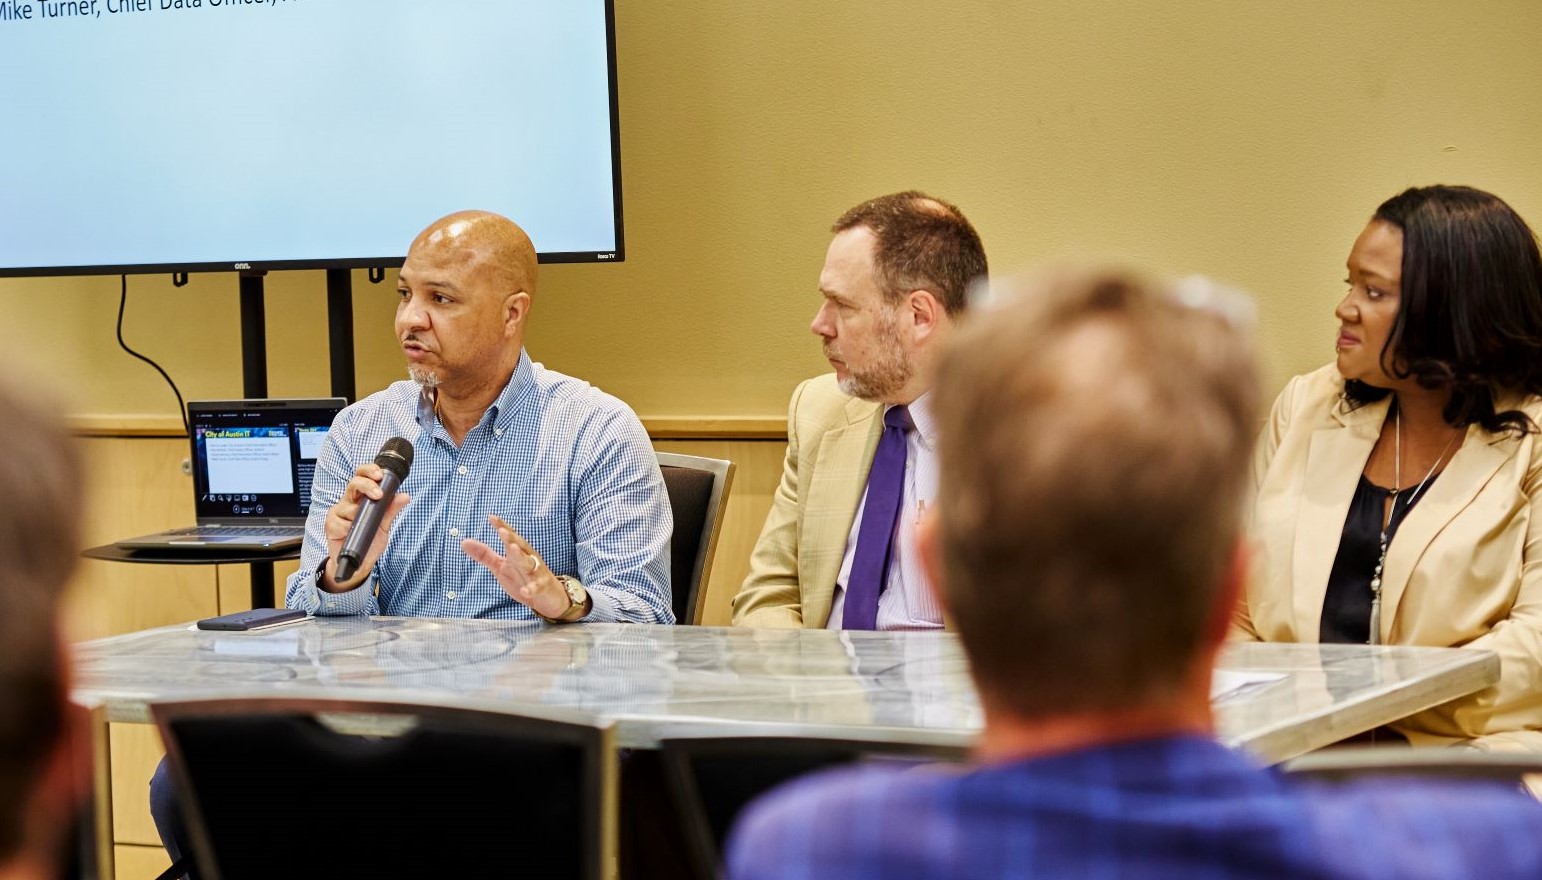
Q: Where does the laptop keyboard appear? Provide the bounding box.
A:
[165,526,298,537]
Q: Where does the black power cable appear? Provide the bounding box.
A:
[115,274,190,437]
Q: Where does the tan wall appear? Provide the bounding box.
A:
[36,8,1542,871]
[7,1,1542,427]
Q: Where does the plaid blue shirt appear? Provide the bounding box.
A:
[285,351,673,623]
[727,734,1542,880]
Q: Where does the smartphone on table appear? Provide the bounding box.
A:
[196,608,309,632]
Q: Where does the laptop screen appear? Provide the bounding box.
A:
[188,399,346,522]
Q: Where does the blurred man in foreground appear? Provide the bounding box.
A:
[0,379,87,880]
[727,270,1542,879]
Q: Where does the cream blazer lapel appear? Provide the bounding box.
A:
[1289,396,1387,637]
[799,396,882,628]
[1290,393,1525,642]
[1379,420,1522,642]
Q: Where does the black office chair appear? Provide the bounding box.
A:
[151,697,617,880]
[656,452,735,625]
[656,734,966,880]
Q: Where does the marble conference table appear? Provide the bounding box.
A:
[72,616,1498,765]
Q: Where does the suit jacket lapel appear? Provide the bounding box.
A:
[1291,396,1387,638]
[801,396,882,628]
[1380,425,1520,640]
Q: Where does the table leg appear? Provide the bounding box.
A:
[249,560,275,609]
[82,703,115,880]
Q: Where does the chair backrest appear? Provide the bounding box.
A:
[656,452,735,625]
[657,735,966,880]
[1283,745,1542,782]
[152,697,617,880]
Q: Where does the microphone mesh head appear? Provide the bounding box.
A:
[374,436,414,480]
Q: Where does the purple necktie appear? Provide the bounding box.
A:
[842,405,913,631]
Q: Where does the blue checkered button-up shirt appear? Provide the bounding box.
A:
[285,351,673,623]
[727,734,1542,880]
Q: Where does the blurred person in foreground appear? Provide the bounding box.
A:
[0,378,88,880]
[1243,186,1542,751]
[726,269,1542,879]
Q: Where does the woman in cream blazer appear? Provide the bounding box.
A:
[1242,185,1542,751]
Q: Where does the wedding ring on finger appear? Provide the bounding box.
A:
[527,554,543,575]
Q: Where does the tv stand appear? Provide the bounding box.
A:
[222,267,362,605]
[237,268,358,402]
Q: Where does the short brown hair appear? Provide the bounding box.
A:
[0,380,82,862]
[933,270,1258,717]
[832,191,987,316]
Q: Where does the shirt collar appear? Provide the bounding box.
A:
[413,349,535,436]
[901,391,938,450]
[488,350,536,433]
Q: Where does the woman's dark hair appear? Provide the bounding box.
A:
[1344,185,1542,434]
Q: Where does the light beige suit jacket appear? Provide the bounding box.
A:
[1242,364,1542,751]
[731,374,882,628]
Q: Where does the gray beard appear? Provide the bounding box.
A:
[837,362,911,401]
[831,314,913,402]
[407,365,441,389]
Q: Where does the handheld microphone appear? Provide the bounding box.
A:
[333,437,414,584]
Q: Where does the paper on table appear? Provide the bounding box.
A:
[207,629,304,658]
[1211,669,1286,702]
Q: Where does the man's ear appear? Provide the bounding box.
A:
[906,289,945,342]
[504,290,531,337]
[916,506,951,618]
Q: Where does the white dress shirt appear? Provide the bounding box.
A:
[826,393,943,631]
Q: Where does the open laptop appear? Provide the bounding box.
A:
[116,398,346,553]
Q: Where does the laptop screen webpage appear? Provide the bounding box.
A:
[188,399,345,522]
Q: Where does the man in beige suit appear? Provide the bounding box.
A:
[731,192,987,629]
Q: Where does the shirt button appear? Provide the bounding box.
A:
[326,601,337,609]
[449,527,460,537]
[446,591,457,600]
[494,428,503,437]
[457,466,468,475]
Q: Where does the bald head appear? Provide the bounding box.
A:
[409,210,539,298]
[396,210,541,396]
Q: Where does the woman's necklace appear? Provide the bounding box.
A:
[1368,407,1460,644]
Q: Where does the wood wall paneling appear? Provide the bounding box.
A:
[109,724,165,848]
[65,437,220,644]
[114,844,172,880]
[76,424,786,861]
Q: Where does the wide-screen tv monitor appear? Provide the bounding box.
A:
[0,0,622,275]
